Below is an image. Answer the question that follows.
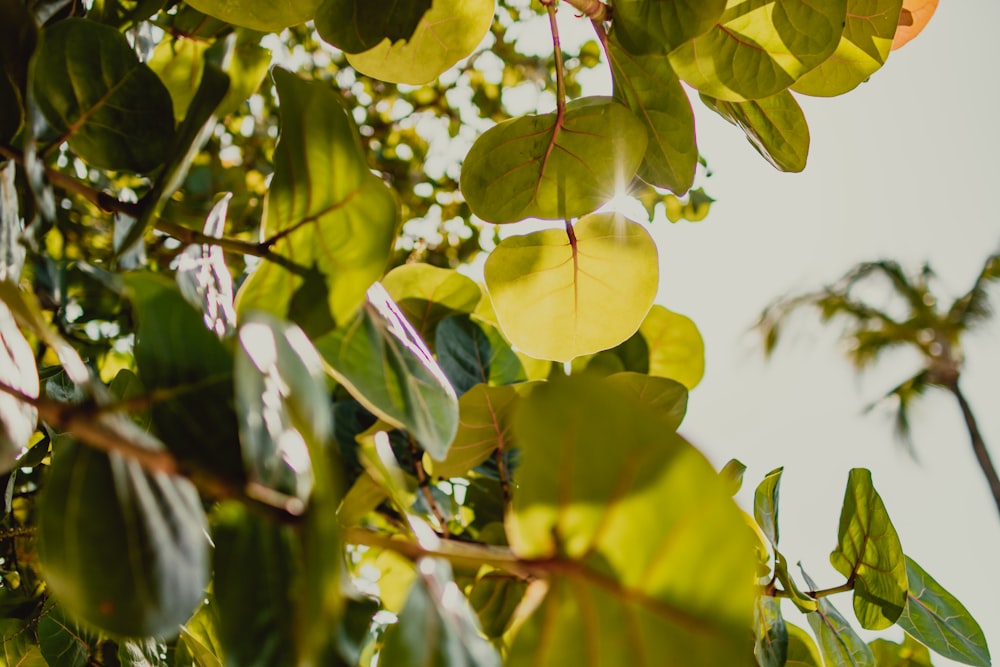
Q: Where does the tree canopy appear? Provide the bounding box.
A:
[0,0,991,666]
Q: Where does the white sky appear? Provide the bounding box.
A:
[533,1,1000,663]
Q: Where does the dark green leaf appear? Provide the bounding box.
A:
[754,466,783,546]
[469,571,527,639]
[31,18,174,172]
[0,0,37,142]
[701,90,810,172]
[38,438,209,637]
[754,594,787,667]
[236,68,398,336]
[898,556,991,666]
[830,468,907,629]
[316,284,458,461]
[124,273,244,482]
[38,604,91,667]
[461,97,648,223]
[315,0,431,53]
[611,0,725,54]
[436,315,526,395]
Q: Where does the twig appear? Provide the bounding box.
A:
[541,1,568,117]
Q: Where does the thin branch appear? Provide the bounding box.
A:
[152,218,274,259]
[409,435,450,538]
[541,1,567,116]
[946,379,1000,520]
[769,580,854,600]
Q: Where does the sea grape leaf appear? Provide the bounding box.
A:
[315,0,431,53]
[0,301,37,473]
[435,314,526,395]
[461,97,648,223]
[124,272,244,482]
[602,372,688,432]
[484,213,658,362]
[148,35,210,120]
[506,375,757,665]
[792,0,904,96]
[786,622,823,666]
[380,558,500,667]
[754,466,783,546]
[425,383,518,479]
[701,90,810,172]
[381,264,481,345]
[176,599,224,667]
[638,305,705,389]
[774,551,817,613]
[235,68,398,337]
[0,0,37,142]
[892,0,938,50]
[754,594,787,667]
[37,604,90,667]
[608,34,697,193]
[897,556,991,666]
[30,18,175,172]
[719,458,747,495]
[38,437,209,637]
[801,567,874,667]
[469,570,528,639]
[611,0,725,54]
[344,0,494,85]
[830,468,907,630]
[0,619,46,667]
[669,0,847,102]
[869,636,934,667]
[185,0,320,31]
[316,283,458,461]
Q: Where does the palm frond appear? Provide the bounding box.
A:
[864,370,932,460]
[948,251,1000,329]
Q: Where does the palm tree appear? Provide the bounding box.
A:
[757,252,1000,518]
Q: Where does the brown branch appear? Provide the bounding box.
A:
[560,0,610,21]
[152,218,274,259]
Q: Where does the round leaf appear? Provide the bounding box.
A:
[639,305,705,389]
[381,264,482,344]
[484,213,658,362]
[184,0,320,31]
[611,0,726,54]
[892,0,938,50]
[315,0,431,54]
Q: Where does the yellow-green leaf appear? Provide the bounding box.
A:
[638,305,705,389]
[701,90,810,172]
[184,0,320,31]
[484,213,658,362]
[425,383,518,479]
[611,0,725,54]
[381,263,481,344]
[786,622,823,667]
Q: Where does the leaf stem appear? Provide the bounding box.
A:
[542,1,567,117]
[770,581,854,600]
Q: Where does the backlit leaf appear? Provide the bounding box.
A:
[792,0,904,96]
[0,300,37,473]
[897,556,990,666]
[701,90,810,172]
[382,264,481,345]
[603,372,688,432]
[461,97,648,223]
[37,604,90,667]
[507,375,756,665]
[892,0,938,50]
[184,0,319,31]
[484,213,658,362]
[754,466,783,546]
[754,594,787,667]
[175,194,238,337]
[316,283,458,461]
[670,0,847,101]
[315,0,431,53]
[0,619,47,667]
[775,551,817,613]
[31,18,174,172]
[469,570,528,639]
[638,305,705,388]
[435,315,526,395]
[786,622,823,666]
[236,68,398,337]
[345,0,494,85]
[869,636,934,667]
[830,468,907,630]
[608,37,697,193]
[38,438,209,637]
[425,383,518,479]
[801,567,874,667]
[611,0,725,54]
[719,458,747,495]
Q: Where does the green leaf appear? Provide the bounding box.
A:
[786,622,823,667]
[0,300,38,473]
[897,556,991,666]
[754,466,783,546]
[235,68,398,337]
[175,598,224,667]
[608,34,697,193]
[315,0,431,53]
[118,638,168,667]
[830,468,907,629]
[0,0,37,143]
[792,0,904,96]
[719,459,747,495]
[0,619,46,667]
[869,636,934,667]
[38,604,91,667]
[801,567,874,667]
[669,0,848,101]
[435,315,526,395]
[344,0,494,85]
[461,97,648,223]
[30,18,175,172]
[469,570,527,639]
[316,284,459,461]
[754,594,787,667]
[381,264,481,346]
[425,383,518,479]
[484,213,658,362]
[506,374,756,665]
[184,0,320,31]
[611,0,725,54]
[701,90,810,172]
[774,551,817,613]
[638,305,705,389]
[380,558,500,667]
[124,273,244,482]
[602,372,688,432]
[38,438,209,637]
